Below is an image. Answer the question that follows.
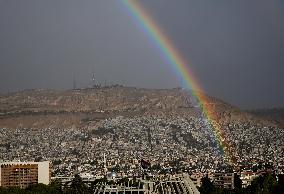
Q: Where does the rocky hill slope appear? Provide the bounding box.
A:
[248,108,284,128]
[0,86,277,129]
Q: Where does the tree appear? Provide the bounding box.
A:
[199,175,215,194]
[25,183,55,194]
[49,179,63,194]
[248,173,278,194]
[69,174,89,194]
[0,186,23,194]
[273,174,284,194]
[234,174,242,189]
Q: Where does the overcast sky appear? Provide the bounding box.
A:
[0,0,284,109]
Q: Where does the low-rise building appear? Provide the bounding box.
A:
[213,172,235,189]
[240,171,258,188]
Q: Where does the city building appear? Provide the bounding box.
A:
[212,172,235,189]
[240,171,258,188]
[0,161,51,188]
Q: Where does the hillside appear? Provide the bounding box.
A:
[0,86,276,129]
[248,108,284,128]
[0,86,283,176]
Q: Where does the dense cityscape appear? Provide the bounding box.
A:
[1,112,284,193]
[0,85,283,194]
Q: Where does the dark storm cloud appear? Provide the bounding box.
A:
[139,0,284,108]
[0,0,283,108]
[0,0,176,91]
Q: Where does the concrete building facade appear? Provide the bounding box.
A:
[0,161,50,188]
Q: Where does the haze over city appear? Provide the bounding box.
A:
[1,0,284,108]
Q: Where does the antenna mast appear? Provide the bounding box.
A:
[73,73,76,90]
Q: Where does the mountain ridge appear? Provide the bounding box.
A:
[0,86,279,129]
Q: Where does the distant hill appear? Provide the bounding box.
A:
[248,108,284,128]
[0,86,279,129]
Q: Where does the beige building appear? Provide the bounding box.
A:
[0,161,50,188]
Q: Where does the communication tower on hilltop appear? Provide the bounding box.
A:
[91,69,101,88]
[73,73,76,90]
[92,72,96,87]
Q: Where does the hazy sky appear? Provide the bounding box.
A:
[0,0,284,108]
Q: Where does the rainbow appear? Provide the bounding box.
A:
[122,0,236,164]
